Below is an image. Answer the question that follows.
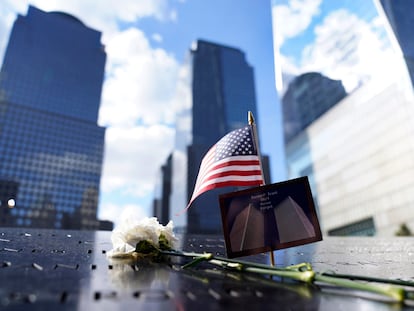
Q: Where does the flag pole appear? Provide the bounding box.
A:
[248,111,276,267]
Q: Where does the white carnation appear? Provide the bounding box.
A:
[107,217,177,258]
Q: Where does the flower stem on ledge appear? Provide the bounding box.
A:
[314,274,406,302]
[160,250,412,304]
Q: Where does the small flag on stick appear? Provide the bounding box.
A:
[186,124,264,209]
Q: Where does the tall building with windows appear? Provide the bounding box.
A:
[187,40,271,234]
[153,153,173,226]
[379,0,414,88]
[189,39,260,227]
[281,72,346,211]
[272,0,414,236]
[282,72,347,143]
[156,40,270,234]
[0,6,106,229]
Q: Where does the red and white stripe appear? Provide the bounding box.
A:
[187,145,264,208]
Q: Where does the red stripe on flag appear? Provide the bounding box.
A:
[188,156,263,207]
[185,125,264,210]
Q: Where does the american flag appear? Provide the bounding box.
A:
[187,125,264,208]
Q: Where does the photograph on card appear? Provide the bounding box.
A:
[219,176,322,258]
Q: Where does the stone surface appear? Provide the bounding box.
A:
[0,228,413,310]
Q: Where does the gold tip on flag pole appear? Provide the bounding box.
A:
[247,111,275,267]
[248,111,254,126]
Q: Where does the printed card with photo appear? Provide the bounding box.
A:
[219,176,322,258]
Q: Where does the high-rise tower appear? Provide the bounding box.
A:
[281,72,346,144]
[186,40,270,234]
[379,0,414,88]
[155,40,271,234]
[0,6,106,229]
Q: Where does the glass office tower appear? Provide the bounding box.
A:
[379,0,414,88]
[153,153,173,226]
[156,40,270,234]
[0,6,105,122]
[282,72,347,144]
[0,6,106,229]
[186,40,268,234]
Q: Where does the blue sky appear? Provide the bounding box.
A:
[0,0,283,228]
[272,0,398,93]
[276,0,379,65]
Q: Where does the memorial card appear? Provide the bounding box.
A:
[219,176,322,258]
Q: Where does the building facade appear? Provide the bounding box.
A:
[155,40,271,234]
[0,6,105,122]
[187,40,270,234]
[283,75,414,237]
[153,153,173,226]
[291,72,414,236]
[0,6,106,229]
[273,0,414,236]
[379,0,414,88]
[282,72,347,144]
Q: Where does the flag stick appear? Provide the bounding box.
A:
[248,111,275,267]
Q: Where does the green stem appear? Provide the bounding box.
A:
[160,250,409,303]
[181,253,213,269]
[320,272,414,288]
[207,258,315,283]
[315,274,406,303]
[161,250,309,272]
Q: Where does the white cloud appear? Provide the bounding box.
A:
[1,0,175,46]
[169,9,178,22]
[101,124,175,196]
[171,59,192,118]
[152,33,163,43]
[300,9,398,92]
[272,1,400,93]
[99,202,148,229]
[272,0,322,46]
[99,27,181,127]
[271,0,322,91]
[30,0,173,33]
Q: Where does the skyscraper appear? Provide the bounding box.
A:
[282,72,347,144]
[0,6,106,229]
[155,40,271,234]
[153,153,173,226]
[0,6,105,122]
[187,40,270,234]
[379,0,414,88]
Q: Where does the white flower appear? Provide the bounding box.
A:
[107,217,177,258]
